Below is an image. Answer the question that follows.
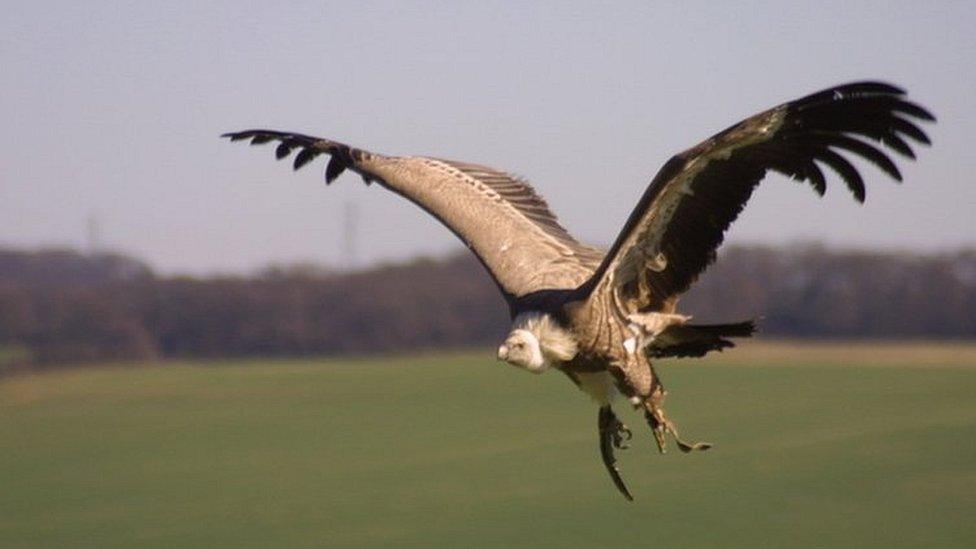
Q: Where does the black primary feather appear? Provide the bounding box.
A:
[275,142,293,159]
[325,155,346,184]
[293,148,318,170]
[249,134,275,145]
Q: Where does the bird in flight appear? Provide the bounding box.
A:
[224,81,933,500]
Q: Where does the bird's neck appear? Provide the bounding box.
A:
[512,312,578,363]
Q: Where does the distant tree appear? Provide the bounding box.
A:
[0,245,973,367]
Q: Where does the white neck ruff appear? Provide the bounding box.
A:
[512,312,578,364]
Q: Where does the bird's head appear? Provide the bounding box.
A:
[497,329,548,374]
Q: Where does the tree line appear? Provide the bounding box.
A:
[0,244,973,368]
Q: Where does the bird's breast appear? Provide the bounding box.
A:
[563,296,630,362]
[575,371,618,405]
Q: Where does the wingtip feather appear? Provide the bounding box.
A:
[325,156,346,184]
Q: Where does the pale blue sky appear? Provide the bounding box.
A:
[2,1,972,274]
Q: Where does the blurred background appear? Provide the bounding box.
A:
[1,1,974,548]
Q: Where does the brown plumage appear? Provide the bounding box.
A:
[223,81,933,501]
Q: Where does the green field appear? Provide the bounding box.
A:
[2,342,975,548]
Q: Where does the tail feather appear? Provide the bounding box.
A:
[646,319,757,359]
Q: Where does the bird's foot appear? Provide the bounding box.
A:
[644,404,712,455]
[598,406,634,501]
[609,416,632,450]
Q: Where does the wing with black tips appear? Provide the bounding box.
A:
[576,81,934,312]
[223,130,602,303]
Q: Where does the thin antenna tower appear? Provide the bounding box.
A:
[342,201,358,271]
[87,213,101,255]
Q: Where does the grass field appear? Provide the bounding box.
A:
[2,341,975,548]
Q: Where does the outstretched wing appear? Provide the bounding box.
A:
[223,130,602,303]
[576,81,934,312]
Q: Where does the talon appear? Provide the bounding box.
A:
[644,404,709,455]
[676,439,713,453]
[598,406,635,501]
[644,408,668,454]
[653,427,667,454]
[664,417,712,453]
[612,423,632,450]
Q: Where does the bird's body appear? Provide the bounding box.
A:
[224,81,933,500]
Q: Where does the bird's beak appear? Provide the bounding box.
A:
[497,345,509,361]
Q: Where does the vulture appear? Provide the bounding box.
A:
[224,81,933,500]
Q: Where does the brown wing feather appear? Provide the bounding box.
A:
[223,130,602,303]
[577,81,934,311]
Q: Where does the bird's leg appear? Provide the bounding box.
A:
[642,382,712,454]
[598,405,634,501]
